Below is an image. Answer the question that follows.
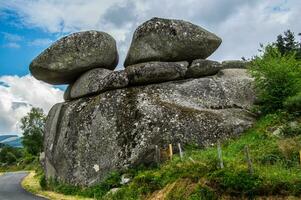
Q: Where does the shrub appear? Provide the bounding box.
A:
[284,91,301,115]
[209,169,263,195]
[0,146,23,165]
[249,46,301,114]
[39,174,47,190]
[5,152,17,165]
[188,185,218,200]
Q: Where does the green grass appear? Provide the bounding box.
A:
[41,112,301,199]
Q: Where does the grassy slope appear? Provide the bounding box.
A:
[104,113,301,199]
[22,171,93,200]
[25,113,301,199]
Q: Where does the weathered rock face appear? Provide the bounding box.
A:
[30,31,118,84]
[67,69,128,99]
[44,68,255,186]
[124,17,222,67]
[126,61,188,85]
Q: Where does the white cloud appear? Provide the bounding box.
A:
[3,42,21,48]
[28,38,53,46]
[0,75,63,135]
[2,32,23,42]
[1,32,23,48]
[1,0,300,65]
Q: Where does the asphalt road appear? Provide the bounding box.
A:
[0,171,47,200]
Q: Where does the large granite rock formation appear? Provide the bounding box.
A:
[44,68,255,186]
[124,17,222,67]
[30,31,118,84]
[28,18,256,188]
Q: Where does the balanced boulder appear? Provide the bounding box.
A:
[68,69,128,99]
[126,61,188,85]
[124,17,222,67]
[185,59,221,78]
[30,31,118,84]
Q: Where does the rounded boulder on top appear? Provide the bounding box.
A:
[124,17,222,67]
[29,31,119,85]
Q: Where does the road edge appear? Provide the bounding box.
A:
[21,171,93,200]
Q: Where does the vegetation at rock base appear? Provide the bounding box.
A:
[32,113,301,200]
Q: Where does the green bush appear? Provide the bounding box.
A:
[209,169,263,195]
[5,152,17,165]
[249,46,301,114]
[0,146,23,165]
[188,186,218,200]
[39,174,47,190]
[284,91,301,115]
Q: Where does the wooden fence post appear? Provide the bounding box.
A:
[217,140,224,169]
[299,150,301,167]
[169,144,173,160]
[189,157,196,164]
[155,145,160,164]
[178,143,183,160]
[244,145,254,175]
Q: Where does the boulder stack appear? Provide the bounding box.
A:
[30,18,255,186]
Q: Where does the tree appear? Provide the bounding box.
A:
[0,146,23,165]
[249,45,301,114]
[275,30,301,59]
[20,107,46,155]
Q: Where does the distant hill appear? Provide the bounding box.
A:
[0,135,22,148]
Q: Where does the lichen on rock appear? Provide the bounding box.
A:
[44,69,255,186]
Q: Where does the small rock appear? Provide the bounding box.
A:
[30,31,119,84]
[107,188,120,195]
[272,127,282,137]
[185,59,221,78]
[124,17,222,67]
[120,174,131,185]
[126,61,188,85]
[70,69,128,99]
[221,60,248,69]
[217,68,251,78]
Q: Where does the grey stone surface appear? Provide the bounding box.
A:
[221,60,248,69]
[44,69,255,186]
[126,61,188,85]
[185,59,221,78]
[69,69,129,99]
[30,31,119,84]
[44,103,63,179]
[64,84,72,101]
[70,68,112,99]
[124,17,222,67]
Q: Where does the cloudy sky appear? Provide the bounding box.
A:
[0,0,300,135]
